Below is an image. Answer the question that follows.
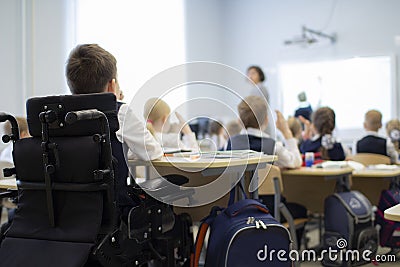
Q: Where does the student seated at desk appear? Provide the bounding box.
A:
[0,117,30,164]
[225,95,305,241]
[226,95,302,168]
[288,116,302,146]
[226,119,243,137]
[208,120,228,151]
[0,117,30,233]
[144,97,198,152]
[386,119,400,155]
[300,107,346,161]
[353,109,399,164]
[66,44,163,219]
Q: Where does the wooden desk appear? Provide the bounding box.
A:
[384,204,400,222]
[351,168,400,206]
[131,155,276,174]
[281,167,354,213]
[0,178,17,190]
[128,155,277,221]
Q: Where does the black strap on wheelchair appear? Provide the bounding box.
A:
[39,110,57,227]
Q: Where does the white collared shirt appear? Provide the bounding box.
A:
[0,144,13,164]
[241,128,302,168]
[155,131,198,152]
[352,130,399,164]
[116,104,163,161]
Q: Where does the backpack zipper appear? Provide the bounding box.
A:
[246,217,267,229]
[223,219,291,266]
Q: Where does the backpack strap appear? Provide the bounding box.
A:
[191,220,210,267]
[225,199,269,217]
[190,206,221,267]
[228,181,248,206]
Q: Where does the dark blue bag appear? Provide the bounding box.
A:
[323,191,378,266]
[191,187,292,267]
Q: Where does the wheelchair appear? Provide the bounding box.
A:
[0,93,194,267]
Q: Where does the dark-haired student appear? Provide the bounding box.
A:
[66,44,163,219]
[300,107,347,160]
[353,109,399,164]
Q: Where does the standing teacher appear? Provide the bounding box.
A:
[247,65,269,103]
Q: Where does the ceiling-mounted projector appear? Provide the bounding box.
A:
[284,26,336,46]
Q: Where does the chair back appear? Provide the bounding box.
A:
[351,153,391,166]
[258,165,283,195]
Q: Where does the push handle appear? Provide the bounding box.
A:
[0,112,20,142]
[65,109,103,124]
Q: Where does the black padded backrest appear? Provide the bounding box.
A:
[27,93,118,137]
[13,136,101,183]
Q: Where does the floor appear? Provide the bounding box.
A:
[1,208,399,266]
[300,220,399,267]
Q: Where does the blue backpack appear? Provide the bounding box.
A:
[191,188,292,267]
[322,191,378,266]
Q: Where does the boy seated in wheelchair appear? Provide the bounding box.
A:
[66,44,194,266]
[66,44,164,219]
[0,44,193,267]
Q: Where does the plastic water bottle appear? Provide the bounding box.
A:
[305,152,315,167]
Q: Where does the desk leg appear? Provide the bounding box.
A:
[128,166,136,186]
[334,174,351,192]
[392,176,400,189]
[238,172,245,201]
[343,174,351,191]
[250,170,259,200]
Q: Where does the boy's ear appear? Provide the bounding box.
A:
[162,115,168,124]
[106,79,117,95]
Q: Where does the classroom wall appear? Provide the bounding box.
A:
[184,0,400,135]
[2,0,400,141]
[183,0,234,123]
[220,0,400,114]
[0,0,74,117]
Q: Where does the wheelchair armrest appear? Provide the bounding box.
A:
[17,180,110,192]
[137,174,189,192]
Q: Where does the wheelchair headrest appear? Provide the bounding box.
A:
[27,93,119,137]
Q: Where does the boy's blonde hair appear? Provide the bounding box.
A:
[364,109,382,131]
[226,120,242,137]
[386,119,400,134]
[287,116,302,138]
[3,117,29,136]
[143,97,171,135]
[238,96,267,129]
[386,119,400,153]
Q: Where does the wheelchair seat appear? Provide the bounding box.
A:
[0,93,193,267]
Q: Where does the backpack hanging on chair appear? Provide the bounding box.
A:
[191,184,292,267]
